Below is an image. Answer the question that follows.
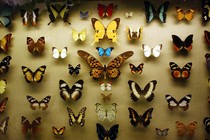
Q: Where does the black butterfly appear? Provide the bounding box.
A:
[68,64,81,75]
[144,1,170,23]
[202,0,210,25]
[0,56,12,74]
[59,79,84,101]
[172,34,193,53]
[128,107,153,127]
[0,116,9,135]
[20,8,39,26]
[203,117,210,134]
[128,80,157,102]
[96,123,119,140]
[67,107,86,126]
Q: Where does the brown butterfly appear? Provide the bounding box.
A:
[0,33,12,53]
[52,126,65,135]
[0,97,8,114]
[27,37,45,54]
[21,116,41,135]
[175,121,197,137]
[101,93,112,101]
[77,50,134,79]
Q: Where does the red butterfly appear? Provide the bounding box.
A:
[97,3,116,18]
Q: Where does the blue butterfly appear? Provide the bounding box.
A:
[0,4,13,28]
[80,11,89,19]
[96,47,114,57]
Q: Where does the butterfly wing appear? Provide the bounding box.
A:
[157,1,170,23]
[172,35,183,52]
[0,116,9,135]
[31,8,39,26]
[52,126,65,135]
[183,34,193,51]
[26,95,39,110]
[31,117,41,135]
[128,107,141,127]
[142,80,157,102]
[204,30,210,46]
[96,47,105,56]
[106,103,117,122]
[77,50,104,79]
[165,94,179,111]
[178,94,192,111]
[27,37,45,54]
[46,3,59,25]
[68,79,84,101]
[91,18,106,45]
[59,4,71,24]
[0,5,12,27]
[106,51,134,79]
[0,56,12,74]
[141,108,153,127]
[142,44,152,57]
[96,123,108,140]
[144,1,155,22]
[128,80,142,102]
[180,62,192,79]
[98,4,106,18]
[176,7,185,21]
[60,47,67,58]
[0,79,7,94]
[0,33,12,53]
[59,80,71,101]
[175,121,187,136]
[108,124,119,140]
[106,3,114,17]
[79,29,87,41]
[152,44,162,57]
[155,128,169,136]
[67,107,76,126]
[105,47,114,57]
[95,103,107,121]
[106,18,120,44]
[187,121,197,137]
[0,97,8,114]
[185,9,196,21]
[52,47,60,59]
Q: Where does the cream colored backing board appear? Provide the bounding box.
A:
[0,0,209,140]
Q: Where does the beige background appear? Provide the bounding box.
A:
[0,0,210,139]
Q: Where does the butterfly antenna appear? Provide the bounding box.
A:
[47,21,52,25]
[67,21,71,25]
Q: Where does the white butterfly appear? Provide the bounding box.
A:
[142,44,162,57]
[52,47,67,59]
[125,11,133,18]
[95,103,117,122]
[99,82,112,91]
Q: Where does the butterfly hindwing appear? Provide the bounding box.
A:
[169,62,192,79]
[21,116,41,135]
[26,95,51,110]
[96,123,119,140]
[0,116,9,135]
[67,107,86,126]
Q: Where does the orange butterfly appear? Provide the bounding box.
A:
[175,121,197,137]
[176,7,196,21]
[27,37,45,54]
[0,33,12,53]
[52,126,65,135]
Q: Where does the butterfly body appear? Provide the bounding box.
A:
[52,126,65,135]
[0,116,9,135]
[176,7,196,21]
[0,4,13,27]
[204,30,210,46]
[165,94,192,111]
[128,107,153,127]
[0,33,12,53]
[21,116,41,135]
[128,80,157,102]
[155,128,169,136]
[77,50,133,79]
[72,28,86,42]
[144,1,170,23]
[91,18,120,46]
[169,62,192,79]
[175,121,197,137]
[129,63,144,75]
[26,95,51,110]
[27,37,45,54]
[59,79,84,101]
[67,107,87,126]
[97,3,115,18]
[96,47,114,57]
[20,8,39,26]
[172,35,193,52]
[126,26,143,40]
[21,65,46,83]
[142,44,162,57]
[95,103,117,122]
[0,56,12,74]
[52,47,67,59]
[96,123,119,140]
[68,64,81,75]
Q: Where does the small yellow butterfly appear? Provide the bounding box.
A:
[0,79,7,94]
[72,28,87,42]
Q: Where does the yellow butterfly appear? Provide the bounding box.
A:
[0,79,7,94]
[77,50,133,79]
[0,33,12,53]
[72,28,86,41]
[176,7,196,21]
[91,18,120,46]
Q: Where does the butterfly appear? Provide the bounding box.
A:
[0,4,13,27]
[175,121,197,137]
[169,62,192,79]
[97,3,116,18]
[52,126,65,135]
[26,95,51,110]
[144,1,170,23]
[80,11,89,19]
[21,116,41,135]
[175,7,196,21]
[172,34,193,52]
[91,18,120,46]
[0,79,7,94]
[125,11,133,18]
[52,47,67,59]
[0,33,12,53]
[128,107,153,127]
[0,97,8,114]
[95,103,117,122]
[202,0,210,25]
[59,79,84,101]
[96,47,114,57]
[46,1,72,25]
[72,28,86,42]
[165,94,192,111]
[101,93,112,102]
[20,8,39,26]
[203,117,210,134]
[128,80,157,102]
[68,64,81,75]
[155,128,169,136]
[0,116,9,135]
[96,123,119,140]
[67,106,87,126]
[129,63,144,75]
[126,26,143,40]
[77,50,134,79]
[205,53,210,71]
[0,56,12,74]
[142,44,162,57]
[204,30,210,46]
[99,82,112,91]
[27,37,45,54]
